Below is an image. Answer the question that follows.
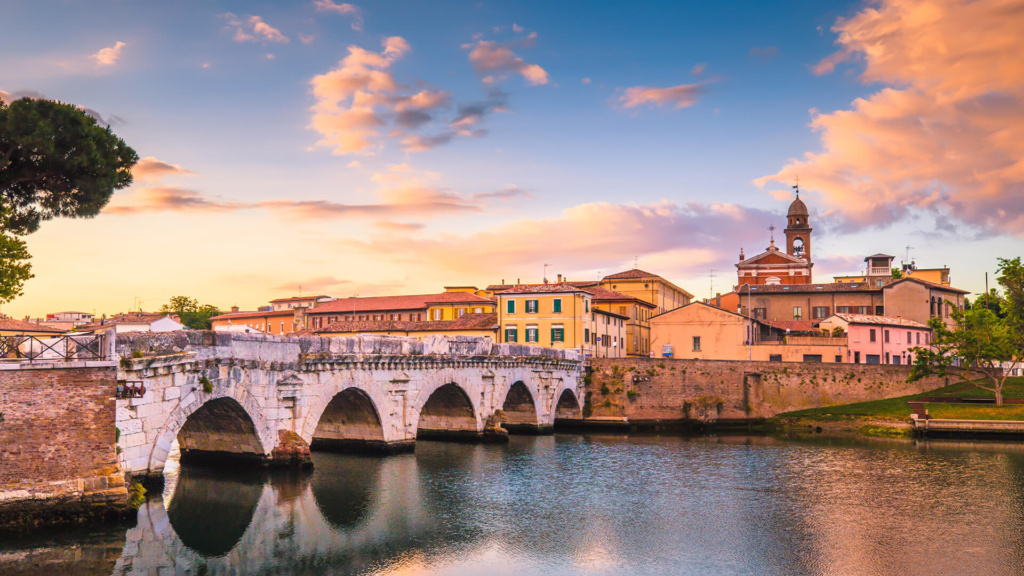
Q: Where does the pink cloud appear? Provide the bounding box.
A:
[619,82,705,110]
[463,38,548,86]
[221,13,289,44]
[759,0,1024,235]
[92,41,126,67]
[131,157,195,183]
[315,1,364,31]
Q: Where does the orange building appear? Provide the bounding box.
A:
[210,308,301,335]
[305,292,495,331]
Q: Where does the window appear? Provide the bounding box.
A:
[526,299,539,313]
[507,300,515,314]
[793,307,803,321]
[836,306,851,314]
[769,354,782,362]
[803,355,822,363]
[884,330,890,343]
[856,306,870,314]
[876,280,885,287]
[876,306,885,315]
[916,332,921,345]
[280,321,284,333]
[835,355,843,363]
[585,328,590,343]
[693,336,701,352]
[885,352,890,364]
[854,351,860,363]
[619,306,627,316]
[869,329,877,342]
[753,308,767,320]
[585,299,590,313]
[505,327,518,342]
[526,326,538,342]
[553,298,562,313]
[474,307,483,314]
[458,308,465,317]
[551,326,565,342]
[866,354,880,364]
[813,306,829,319]
[892,356,901,365]
[907,331,911,343]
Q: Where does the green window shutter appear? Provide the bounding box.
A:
[585,328,590,343]
[507,300,515,314]
[553,299,561,313]
[512,329,518,342]
[550,328,555,342]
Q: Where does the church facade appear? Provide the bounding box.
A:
[735,191,813,287]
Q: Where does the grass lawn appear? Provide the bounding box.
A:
[777,377,1024,423]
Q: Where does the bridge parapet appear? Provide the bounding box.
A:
[115,331,585,483]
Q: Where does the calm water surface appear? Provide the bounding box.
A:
[4,434,1024,576]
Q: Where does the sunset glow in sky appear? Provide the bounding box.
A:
[1,0,1022,316]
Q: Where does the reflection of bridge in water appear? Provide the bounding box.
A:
[113,438,599,575]
[115,332,585,482]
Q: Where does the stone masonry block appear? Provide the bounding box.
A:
[119,419,143,435]
[163,387,180,400]
[129,390,156,406]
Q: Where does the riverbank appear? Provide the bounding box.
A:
[772,377,1024,439]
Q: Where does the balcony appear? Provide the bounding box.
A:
[868,267,890,276]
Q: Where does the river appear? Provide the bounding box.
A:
[3,434,1024,575]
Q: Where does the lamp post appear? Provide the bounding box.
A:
[739,283,753,361]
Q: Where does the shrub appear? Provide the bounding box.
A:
[603,399,612,407]
[131,350,144,358]
[199,375,213,393]
[127,482,146,510]
[600,384,611,395]
[626,390,638,400]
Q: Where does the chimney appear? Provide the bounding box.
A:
[517,278,520,285]
[231,306,239,313]
[557,274,563,283]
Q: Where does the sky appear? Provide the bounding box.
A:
[1,0,1021,317]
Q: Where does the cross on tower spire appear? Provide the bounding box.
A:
[792,177,800,198]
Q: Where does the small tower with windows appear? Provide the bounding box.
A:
[784,184,812,267]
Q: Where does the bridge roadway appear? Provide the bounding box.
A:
[114,331,585,482]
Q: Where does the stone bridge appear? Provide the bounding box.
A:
[115,332,585,482]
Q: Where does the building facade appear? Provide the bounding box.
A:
[306,292,495,330]
[818,314,931,365]
[736,192,814,286]
[495,284,595,355]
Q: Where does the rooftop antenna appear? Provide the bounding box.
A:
[634,255,639,269]
[298,284,302,297]
[709,268,716,300]
[792,176,800,198]
[768,223,776,246]
[543,263,551,284]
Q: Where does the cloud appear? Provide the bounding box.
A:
[299,33,316,45]
[373,221,426,232]
[104,187,246,215]
[582,77,591,84]
[463,37,548,85]
[314,0,364,31]
[691,63,706,76]
[131,157,195,183]
[92,41,126,67]
[757,0,1024,236]
[748,46,780,59]
[347,160,362,168]
[619,82,707,110]
[221,13,289,44]
[471,185,533,201]
[343,200,780,280]
[513,23,524,33]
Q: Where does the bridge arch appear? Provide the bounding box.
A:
[309,388,387,452]
[415,381,481,440]
[301,379,398,450]
[150,384,275,474]
[554,388,583,424]
[501,381,541,433]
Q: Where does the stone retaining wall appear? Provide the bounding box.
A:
[587,357,949,422]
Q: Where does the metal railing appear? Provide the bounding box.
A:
[0,333,109,362]
[117,380,146,399]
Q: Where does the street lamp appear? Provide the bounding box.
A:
[739,283,753,361]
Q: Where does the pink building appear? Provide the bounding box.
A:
[818,313,930,365]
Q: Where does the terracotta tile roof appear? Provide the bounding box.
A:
[497,283,594,295]
[309,292,494,315]
[269,295,329,303]
[566,283,656,306]
[887,277,970,294]
[829,313,929,328]
[743,282,882,294]
[317,313,497,334]
[594,308,630,320]
[602,268,663,280]
[0,319,66,333]
[763,320,820,333]
[211,309,296,321]
[76,312,181,332]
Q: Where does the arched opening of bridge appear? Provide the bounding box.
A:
[177,397,267,467]
[554,389,583,428]
[417,383,479,441]
[311,388,392,453]
[502,381,543,434]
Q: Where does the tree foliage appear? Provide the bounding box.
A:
[0,96,137,301]
[160,296,221,330]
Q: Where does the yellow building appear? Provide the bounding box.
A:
[495,284,594,355]
[315,313,497,340]
[570,283,656,357]
[599,269,693,315]
[651,301,849,363]
[306,292,495,330]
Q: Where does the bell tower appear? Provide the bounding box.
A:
[784,183,812,265]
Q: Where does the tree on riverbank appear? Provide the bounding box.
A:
[160,296,221,330]
[0,96,137,303]
[909,258,1024,406]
